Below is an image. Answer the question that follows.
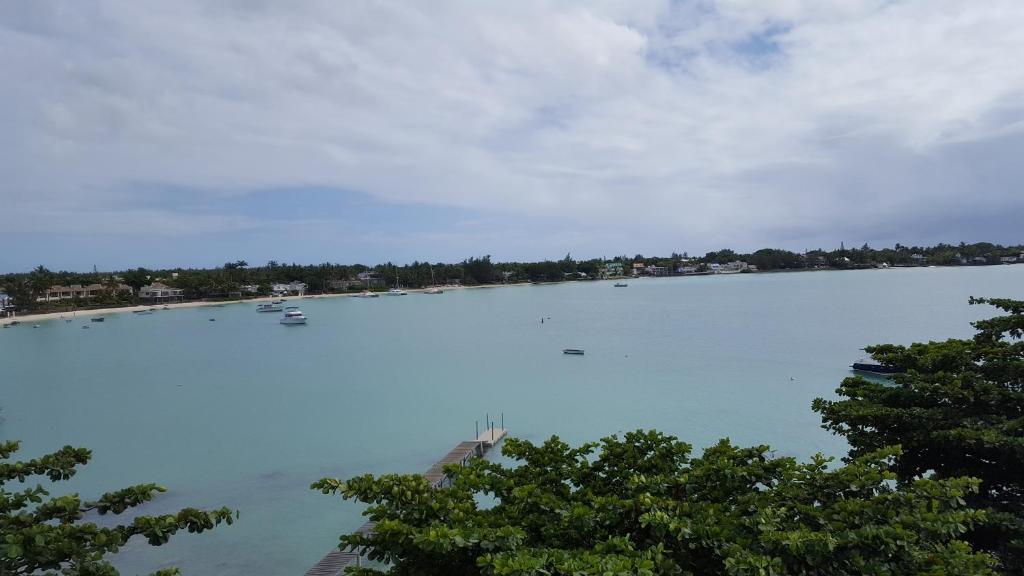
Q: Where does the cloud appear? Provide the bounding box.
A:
[1,0,1023,268]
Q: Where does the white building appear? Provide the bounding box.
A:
[601,262,624,278]
[138,282,184,302]
[271,281,307,295]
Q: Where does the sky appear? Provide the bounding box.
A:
[2,1,1024,272]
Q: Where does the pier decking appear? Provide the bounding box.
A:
[303,427,507,575]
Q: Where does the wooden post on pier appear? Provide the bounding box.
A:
[304,423,509,576]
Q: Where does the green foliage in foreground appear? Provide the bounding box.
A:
[815,297,1024,573]
[0,440,233,576]
[314,431,993,575]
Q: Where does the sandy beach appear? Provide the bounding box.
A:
[0,282,534,326]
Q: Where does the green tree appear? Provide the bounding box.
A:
[2,277,34,311]
[314,430,992,575]
[462,256,495,285]
[814,297,1024,573]
[27,265,56,304]
[1,440,233,575]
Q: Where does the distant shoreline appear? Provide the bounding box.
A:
[2,265,1018,327]
[0,282,535,326]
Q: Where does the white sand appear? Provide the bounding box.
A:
[0,282,531,326]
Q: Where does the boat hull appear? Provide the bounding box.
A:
[850,362,901,376]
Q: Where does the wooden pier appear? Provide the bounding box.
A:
[304,426,507,575]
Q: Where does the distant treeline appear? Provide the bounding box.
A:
[3,241,1022,310]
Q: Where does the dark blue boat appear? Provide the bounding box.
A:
[851,358,901,376]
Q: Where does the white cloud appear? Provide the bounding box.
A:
[1,0,1023,262]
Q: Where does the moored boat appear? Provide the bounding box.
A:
[386,288,407,296]
[91,317,105,323]
[354,291,379,298]
[256,302,284,312]
[424,287,444,294]
[850,357,902,376]
[614,282,628,287]
[563,348,585,355]
[280,307,307,325]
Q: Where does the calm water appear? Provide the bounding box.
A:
[2,266,1022,575]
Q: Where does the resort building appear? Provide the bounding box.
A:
[356,272,385,288]
[601,262,624,278]
[717,261,750,273]
[271,281,307,295]
[645,265,671,276]
[38,283,133,302]
[138,282,185,302]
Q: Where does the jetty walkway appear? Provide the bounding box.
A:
[304,426,508,575]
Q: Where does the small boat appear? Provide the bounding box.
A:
[850,357,902,376]
[280,307,307,325]
[133,310,154,315]
[256,302,284,312]
[354,291,379,298]
[81,325,90,329]
[563,349,585,355]
[162,305,170,310]
[386,288,407,296]
[91,317,105,323]
[614,282,628,287]
[424,265,443,294]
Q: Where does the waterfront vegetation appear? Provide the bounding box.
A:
[3,241,1023,314]
[313,297,1024,575]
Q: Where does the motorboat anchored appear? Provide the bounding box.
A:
[614,282,628,287]
[280,307,307,325]
[354,291,379,298]
[257,302,284,312]
[850,356,903,377]
[562,349,585,355]
[386,288,407,296]
[424,287,444,294]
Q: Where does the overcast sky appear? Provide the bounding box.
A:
[2,1,1023,272]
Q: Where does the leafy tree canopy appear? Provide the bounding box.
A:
[1,440,233,576]
[814,297,1024,572]
[314,430,992,575]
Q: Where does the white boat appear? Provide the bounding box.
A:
[424,265,444,294]
[386,288,407,296]
[280,307,307,325]
[257,302,284,312]
[354,291,379,298]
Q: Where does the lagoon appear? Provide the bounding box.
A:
[2,266,1023,575]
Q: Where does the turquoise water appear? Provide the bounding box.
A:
[2,266,1022,575]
